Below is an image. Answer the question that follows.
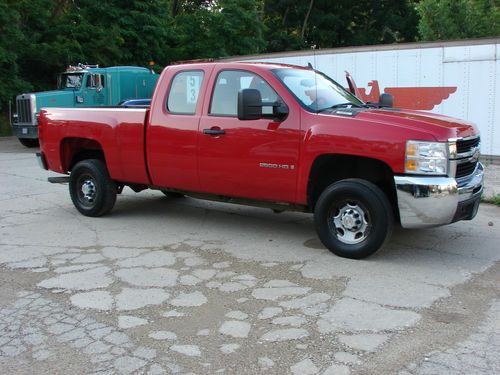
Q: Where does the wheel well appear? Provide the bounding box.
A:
[307,154,398,218]
[60,138,105,172]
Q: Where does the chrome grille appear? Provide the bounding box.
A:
[16,98,33,124]
[456,161,477,179]
[457,137,480,155]
[452,136,480,179]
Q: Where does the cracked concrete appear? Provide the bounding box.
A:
[400,299,500,375]
[1,136,499,374]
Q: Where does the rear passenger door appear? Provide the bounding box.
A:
[197,68,300,203]
[147,67,211,191]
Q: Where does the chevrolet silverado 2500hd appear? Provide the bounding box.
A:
[36,62,484,259]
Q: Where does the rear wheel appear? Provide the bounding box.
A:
[18,138,39,148]
[69,159,117,217]
[314,179,393,259]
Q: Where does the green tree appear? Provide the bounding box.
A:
[0,1,31,112]
[417,0,500,40]
[0,0,175,117]
[171,0,265,60]
[263,0,419,52]
[14,0,173,91]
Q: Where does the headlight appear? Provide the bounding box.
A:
[405,140,448,175]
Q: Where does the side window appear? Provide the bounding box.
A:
[167,71,204,114]
[86,74,95,88]
[210,70,279,116]
[86,74,105,88]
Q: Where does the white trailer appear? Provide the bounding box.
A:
[231,38,500,158]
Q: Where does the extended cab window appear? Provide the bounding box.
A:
[167,71,204,114]
[210,70,278,116]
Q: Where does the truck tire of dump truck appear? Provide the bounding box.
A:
[18,138,39,148]
[314,178,393,259]
[69,159,117,217]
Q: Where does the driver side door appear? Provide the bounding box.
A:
[197,68,301,203]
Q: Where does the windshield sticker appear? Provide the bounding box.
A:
[186,75,202,104]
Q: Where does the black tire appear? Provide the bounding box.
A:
[69,159,117,217]
[314,178,393,259]
[161,190,184,198]
[18,138,39,148]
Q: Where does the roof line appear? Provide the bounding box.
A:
[222,37,500,61]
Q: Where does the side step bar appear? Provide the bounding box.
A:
[48,176,70,184]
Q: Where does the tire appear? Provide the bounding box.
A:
[69,159,117,217]
[161,190,184,198]
[314,178,393,259]
[18,138,39,148]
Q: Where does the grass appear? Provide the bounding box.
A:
[0,112,13,137]
[481,194,500,206]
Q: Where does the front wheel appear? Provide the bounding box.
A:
[69,159,117,217]
[314,179,393,259]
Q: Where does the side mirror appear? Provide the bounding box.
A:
[238,88,289,121]
[379,93,393,107]
[238,89,263,121]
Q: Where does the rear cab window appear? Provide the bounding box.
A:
[167,71,205,115]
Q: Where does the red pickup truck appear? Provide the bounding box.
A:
[37,62,484,259]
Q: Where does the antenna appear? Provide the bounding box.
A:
[313,45,318,112]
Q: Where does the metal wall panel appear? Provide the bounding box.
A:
[241,40,500,156]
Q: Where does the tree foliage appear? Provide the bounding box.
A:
[417,0,500,40]
[170,0,264,60]
[263,0,419,52]
[0,1,31,110]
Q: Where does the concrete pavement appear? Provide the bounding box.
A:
[0,136,499,374]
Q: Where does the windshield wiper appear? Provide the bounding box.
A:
[320,102,363,112]
[333,102,365,108]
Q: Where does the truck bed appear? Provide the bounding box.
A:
[39,107,150,184]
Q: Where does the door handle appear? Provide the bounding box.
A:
[203,127,226,136]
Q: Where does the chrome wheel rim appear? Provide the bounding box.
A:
[77,175,97,206]
[330,201,370,244]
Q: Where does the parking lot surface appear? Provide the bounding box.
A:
[0,136,499,374]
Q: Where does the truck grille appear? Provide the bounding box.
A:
[457,137,480,154]
[16,98,33,124]
[454,136,480,179]
[456,161,477,179]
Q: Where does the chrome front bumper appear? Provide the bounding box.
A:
[394,163,484,228]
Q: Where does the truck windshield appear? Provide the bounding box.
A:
[58,73,84,89]
[273,68,364,112]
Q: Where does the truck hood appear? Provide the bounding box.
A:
[33,90,75,111]
[356,108,478,140]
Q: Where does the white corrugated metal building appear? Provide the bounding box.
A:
[231,38,500,158]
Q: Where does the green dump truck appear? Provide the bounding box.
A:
[12,64,159,147]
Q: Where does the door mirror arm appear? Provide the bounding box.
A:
[268,100,289,120]
[365,93,394,108]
